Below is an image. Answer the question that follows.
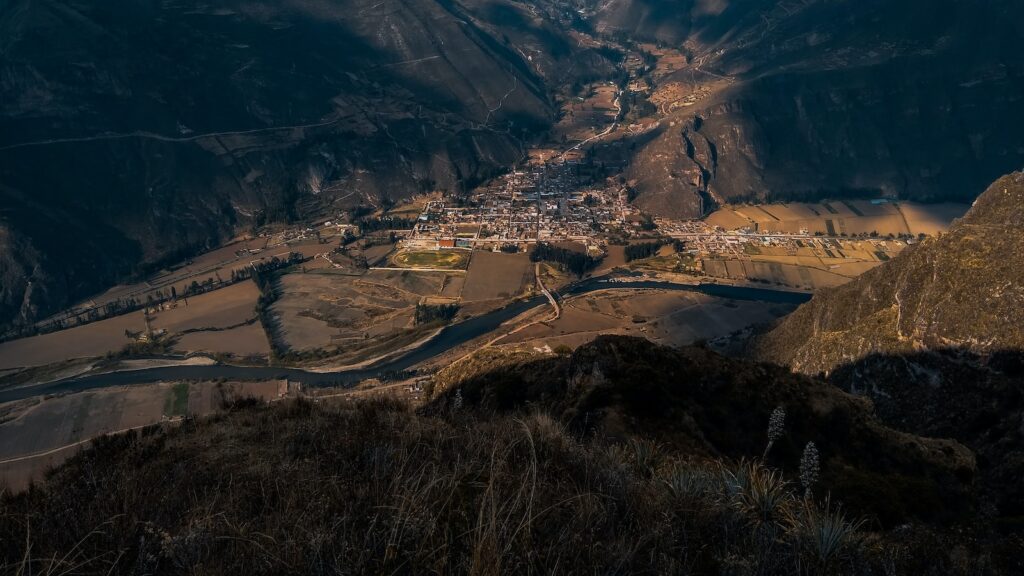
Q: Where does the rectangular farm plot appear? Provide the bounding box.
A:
[364,269,447,296]
[150,281,260,333]
[460,252,534,302]
[705,201,965,237]
[899,202,968,236]
[270,271,441,352]
[702,257,853,289]
[704,208,752,231]
[174,322,270,358]
[0,282,262,370]
[0,311,144,369]
[440,274,466,298]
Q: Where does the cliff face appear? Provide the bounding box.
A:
[622,0,1024,215]
[754,172,1024,374]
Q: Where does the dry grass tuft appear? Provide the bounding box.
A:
[0,399,1013,574]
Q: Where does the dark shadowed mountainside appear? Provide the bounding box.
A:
[616,0,1024,217]
[3,0,1023,329]
[430,335,975,526]
[0,0,616,328]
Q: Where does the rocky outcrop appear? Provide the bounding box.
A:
[752,173,1024,521]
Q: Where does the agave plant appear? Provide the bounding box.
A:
[720,458,751,500]
[663,463,720,499]
[626,437,663,476]
[731,460,794,525]
[786,496,865,569]
[799,442,820,500]
[763,406,787,459]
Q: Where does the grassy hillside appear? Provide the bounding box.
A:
[0,397,1014,575]
[4,336,1021,574]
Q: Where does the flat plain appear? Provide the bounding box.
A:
[174,322,270,358]
[706,201,967,236]
[270,270,449,354]
[498,289,795,350]
[0,281,263,370]
[460,251,534,302]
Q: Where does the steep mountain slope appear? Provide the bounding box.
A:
[754,172,1024,374]
[753,172,1024,521]
[0,0,615,329]
[615,0,1024,215]
[590,0,695,44]
[4,0,1023,326]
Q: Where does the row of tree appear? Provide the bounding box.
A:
[624,239,687,262]
[529,243,601,276]
[253,260,289,360]
[357,216,416,233]
[12,253,307,343]
[414,303,460,326]
[624,241,666,262]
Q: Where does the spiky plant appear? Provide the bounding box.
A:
[663,464,720,499]
[786,496,865,570]
[719,459,749,504]
[732,460,793,525]
[763,406,786,459]
[799,442,820,500]
[626,437,662,476]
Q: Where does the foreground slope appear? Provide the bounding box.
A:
[430,336,974,525]
[6,336,1019,574]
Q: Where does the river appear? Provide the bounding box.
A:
[0,279,810,403]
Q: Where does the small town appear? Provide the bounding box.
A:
[405,159,635,248]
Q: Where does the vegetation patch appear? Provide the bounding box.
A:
[164,382,189,417]
[530,242,601,276]
[392,250,470,270]
[414,303,460,326]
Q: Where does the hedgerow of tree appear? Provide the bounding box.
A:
[415,303,460,326]
[529,243,601,276]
